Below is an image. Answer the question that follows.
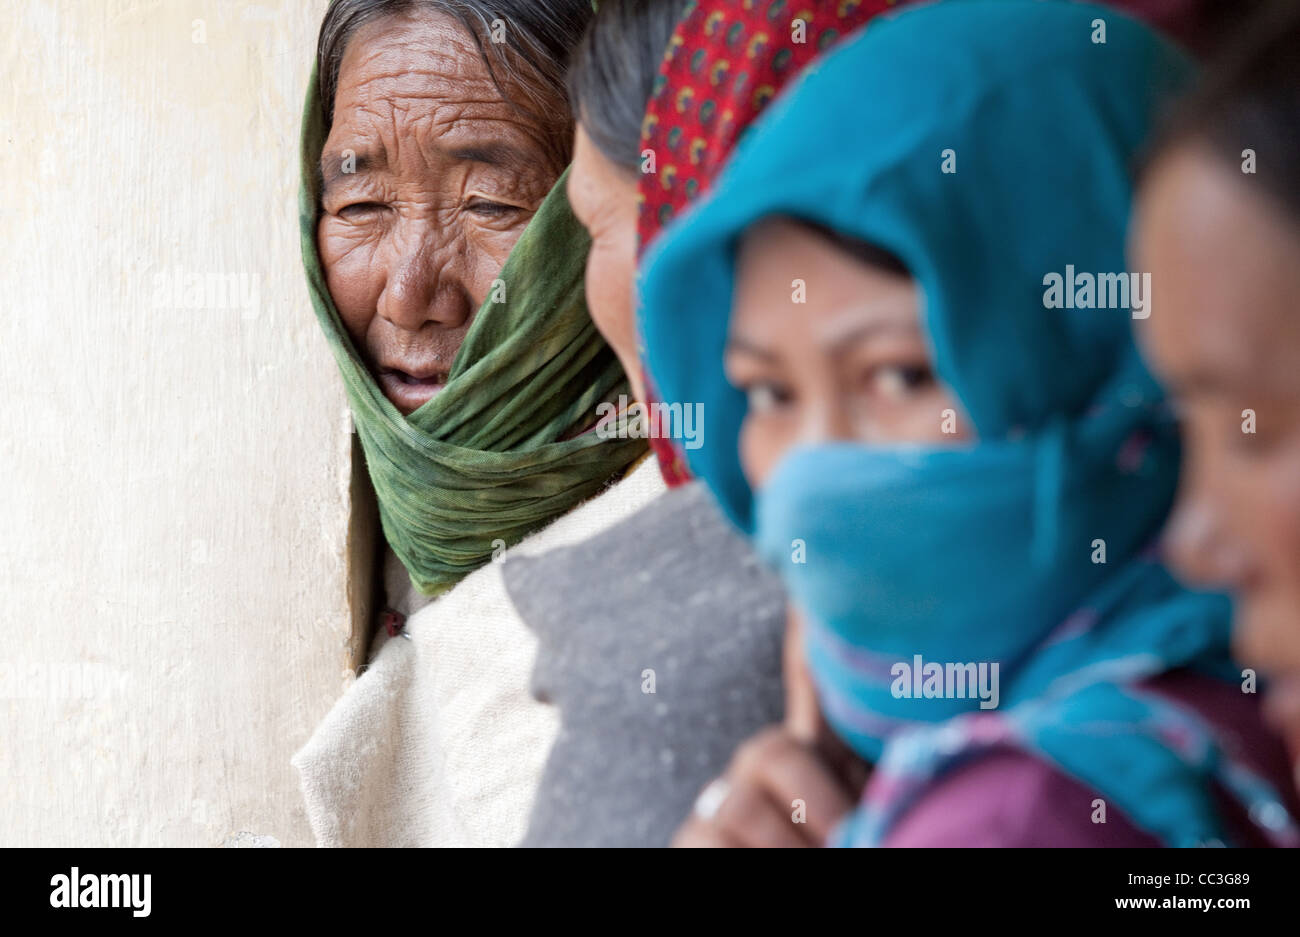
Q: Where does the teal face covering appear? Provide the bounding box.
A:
[752,433,1274,847]
[639,0,1300,846]
[753,394,1187,761]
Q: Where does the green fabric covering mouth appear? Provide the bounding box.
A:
[299,67,646,597]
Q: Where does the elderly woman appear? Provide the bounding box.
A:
[293,0,659,847]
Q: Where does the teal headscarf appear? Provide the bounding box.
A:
[640,0,1299,846]
[300,71,645,597]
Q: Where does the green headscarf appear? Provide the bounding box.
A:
[299,70,646,597]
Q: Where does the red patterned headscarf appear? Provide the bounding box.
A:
[635,0,907,487]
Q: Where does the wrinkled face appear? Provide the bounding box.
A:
[317,10,566,415]
[568,126,644,402]
[726,218,967,488]
[1134,145,1300,763]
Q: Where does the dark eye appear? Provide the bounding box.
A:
[872,364,934,400]
[746,380,793,414]
[338,201,386,219]
[466,198,524,219]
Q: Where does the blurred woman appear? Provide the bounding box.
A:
[511,0,898,847]
[1133,0,1300,788]
[643,0,1300,846]
[293,0,655,847]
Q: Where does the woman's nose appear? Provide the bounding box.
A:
[1162,496,1250,590]
[377,226,473,332]
[800,398,856,446]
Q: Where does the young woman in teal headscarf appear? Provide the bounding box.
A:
[644,0,1300,846]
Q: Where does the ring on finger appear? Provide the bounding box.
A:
[693,777,732,821]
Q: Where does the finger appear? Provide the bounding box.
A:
[712,781,809,848]
[736,735,855,842]
[672,817,744,848]
[783,606,823,744]
[783,608,873,796]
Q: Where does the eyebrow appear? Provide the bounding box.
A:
[725,335,780,363]
[446,141,534,172]
[320,150,380,192]
[319,139,535,195]
[727,319,919,362]
[815,316,921,349]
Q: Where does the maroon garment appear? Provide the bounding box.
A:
[882,671,1299,846]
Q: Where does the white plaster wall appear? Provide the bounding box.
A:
[0,0,353,846]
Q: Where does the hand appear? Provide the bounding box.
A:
[671,606,870,847]
[784,607,872,794]
[671,725,858,847]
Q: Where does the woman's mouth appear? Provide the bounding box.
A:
[377,367,448,414]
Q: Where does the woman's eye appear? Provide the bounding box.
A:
[746,381,792,414]
[338,201,385,219]
[466,198,524,219]
[871,364,934,400]
[1227,409,1279,456]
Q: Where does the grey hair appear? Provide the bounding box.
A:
[566,0,689,173]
